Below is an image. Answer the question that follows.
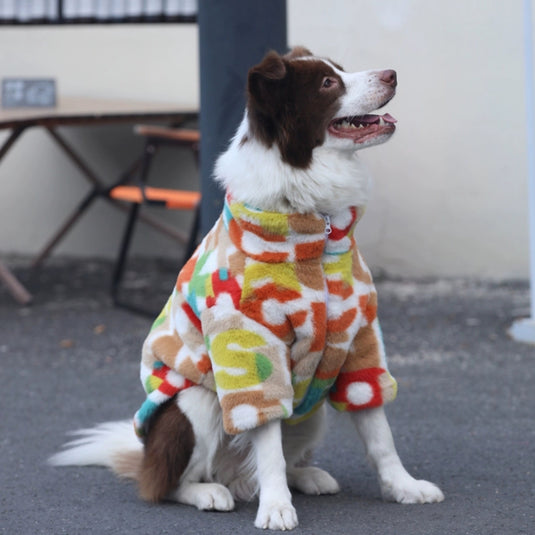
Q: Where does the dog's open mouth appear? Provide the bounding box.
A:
[328,113,397,144]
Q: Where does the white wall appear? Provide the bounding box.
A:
[0,24,199,259]
[0,1,530,278]
[289,0,528,278]
[0,24,199,103]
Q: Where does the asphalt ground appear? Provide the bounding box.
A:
[0,257,534,534]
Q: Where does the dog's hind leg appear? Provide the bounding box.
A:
[172,481,234,511]
[351,407,444,504]
[286,465,340,496]
[283,406,340,496]
[169,387,235,511]
[250,419,298,530]
[138,397,195,502]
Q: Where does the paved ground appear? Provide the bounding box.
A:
[1,257,534,534]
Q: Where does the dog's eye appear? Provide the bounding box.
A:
[322,77,336,89]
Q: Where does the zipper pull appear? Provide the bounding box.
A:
[323,215,332,236]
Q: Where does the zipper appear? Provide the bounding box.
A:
[322,214,331,307]
[321,215,331,347]
[322,214,332,236]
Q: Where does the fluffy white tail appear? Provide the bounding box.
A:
[48,420,143,479]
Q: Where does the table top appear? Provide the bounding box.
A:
[0,96,197,129]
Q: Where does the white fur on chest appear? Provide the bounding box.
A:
[215,114,372,215]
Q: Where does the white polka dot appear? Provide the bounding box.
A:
[346,382,373,406]
[331,209,353,229]
[230,404,259,429]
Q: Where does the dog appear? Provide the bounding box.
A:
[49,47,444,531]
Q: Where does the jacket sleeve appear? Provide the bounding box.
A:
[329,290,397,412]
[201,305,294,434]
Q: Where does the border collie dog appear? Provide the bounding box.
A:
[50,48,444,531]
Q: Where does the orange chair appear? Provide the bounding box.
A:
[109,125,201,314]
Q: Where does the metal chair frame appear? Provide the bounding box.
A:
[109,126,201,315]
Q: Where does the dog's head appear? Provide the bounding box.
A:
[247,47,397,169]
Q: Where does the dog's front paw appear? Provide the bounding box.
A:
[255,501,298,531]
[381,474,444,504]
[287,466,340,495]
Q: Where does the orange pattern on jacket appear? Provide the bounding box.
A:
[134,196,397,437]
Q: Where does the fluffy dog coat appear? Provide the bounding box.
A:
[133,196,397,439]
[49,48,444,531]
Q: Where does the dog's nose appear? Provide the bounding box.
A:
[379,69,397,88]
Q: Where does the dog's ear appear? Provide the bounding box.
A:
[284,46,313,60]
[247,51,287,113]
[249,50,287,82]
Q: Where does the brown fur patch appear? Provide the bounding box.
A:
[247,49,345,168]
[283,46,313,60]
[111,450,143,480]
[138,398,195,502]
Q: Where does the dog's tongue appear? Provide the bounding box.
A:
[381,113,397,123]
[358,113,397,124]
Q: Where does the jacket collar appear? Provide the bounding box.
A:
[223,194,361,262]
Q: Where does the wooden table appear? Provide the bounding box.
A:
[0,97,197,304]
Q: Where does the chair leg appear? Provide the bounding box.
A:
[111,201,140,304]
[0,260,32,305]
[111,140,156,307]
[111,135,201,317]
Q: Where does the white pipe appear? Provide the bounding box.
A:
[510,0,535,343]
[524,0,535,320]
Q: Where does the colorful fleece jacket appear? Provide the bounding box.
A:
[134,195,397,437]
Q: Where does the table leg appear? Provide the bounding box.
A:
[0,260,32,305]
[29,127,109,267]
[32,187,100,268]
[0,125,26,161]
[33,130,188,267]
[0,126,33,304]
[45,127,103,186]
